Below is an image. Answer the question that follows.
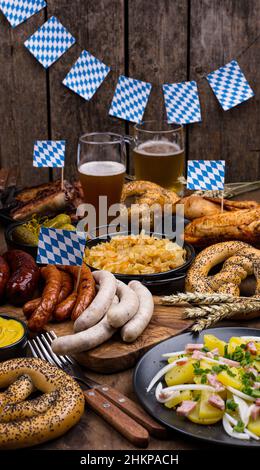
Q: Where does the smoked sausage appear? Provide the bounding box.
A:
[4,250,39,306]
[0,256,10,302]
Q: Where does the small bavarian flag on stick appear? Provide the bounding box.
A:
[37,228,86,266]
[33,140,66,190]
[187,160,225,191]
[187,160,226,212]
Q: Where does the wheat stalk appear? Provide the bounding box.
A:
[191,301,260,333]
[161,292,260,306]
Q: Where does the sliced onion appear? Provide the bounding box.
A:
[233,395,250,426]
[241,336,260,343]
[225,412,259,441]
[147,358,187,392]
[223,415,250,440]
[226,386,255,402]
[161,350,186,358]
[157,384,214,393]
[155,382,180,403]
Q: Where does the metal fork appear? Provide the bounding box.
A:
[28,331,166,446]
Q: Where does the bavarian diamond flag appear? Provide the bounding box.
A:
[33,141,66,167]
[187,160,225,191]
[206,60,254,111]
[37,228,86,266]
[109,75,152,123]
[24,16,76,69]
[0,0,46,28]
[63,50,110,101]
[163,80,201,124]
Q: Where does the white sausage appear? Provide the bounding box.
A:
[74,271,117,332]
[107,280,139,328]
[52,315,116,354]
[121,281,154,343]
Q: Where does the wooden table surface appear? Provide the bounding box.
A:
[1,189,260,450]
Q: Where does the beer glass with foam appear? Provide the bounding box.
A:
[77,133,126,216]
[133,121,185,194]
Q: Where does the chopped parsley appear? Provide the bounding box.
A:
[233,419,245,433]
[226,399,238,412]
[224,345,230,359]
[201,374,207,384]
[226,368,236,377]
[251,389,260,399]
[211,364,228,374]
[201,346,210,353]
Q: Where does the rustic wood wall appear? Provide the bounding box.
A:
[0,0,259,186]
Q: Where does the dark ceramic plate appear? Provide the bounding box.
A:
[133,327,260,447]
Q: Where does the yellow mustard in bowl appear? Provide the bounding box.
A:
[0,316,24,348]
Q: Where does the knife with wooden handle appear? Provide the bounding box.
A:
[95,384,167,438]
[84,388,149,448]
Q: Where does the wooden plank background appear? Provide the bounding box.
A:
[0,0,259,186]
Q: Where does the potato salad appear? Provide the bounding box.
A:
[148,334,260,441]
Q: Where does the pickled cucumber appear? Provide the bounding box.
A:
[44,214,71,228]
[12,225,39,246]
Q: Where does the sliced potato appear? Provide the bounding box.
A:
[204,334,227,356]
[165,360,194,387]
[248,417,260,436]
[188,403,223,425]
[217,368,242,390]
[199,391,224,420]
[228,337,245,355]
[164,390,193,409]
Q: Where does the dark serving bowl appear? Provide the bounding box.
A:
[0,314,28,361]
[4,221,38,258]
[86,228,195,294]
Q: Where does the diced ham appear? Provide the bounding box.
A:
[191,350,206,360]
[208,394,225,411]
[246,341,257,355]
[207,373,225,392]
[221,357,240,368]
[256,398,260,406]
[250,405,260,421]
[175,358,188,366]
[185,343,204,353]
[176,401,197,417]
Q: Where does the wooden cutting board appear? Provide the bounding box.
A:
[0,298,192,373]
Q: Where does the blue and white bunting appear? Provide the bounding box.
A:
[109,75,152,123]
[63,50,110,101]
[24,16,76,69]
[163,81,201,124]
[37,228,86,266]
[187,160,225,191]
[206,60,254,111]
[0,0,46,28]
[33,141,66,168]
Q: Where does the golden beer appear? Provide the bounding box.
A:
[78,161,125,210]
[133,140,184,193]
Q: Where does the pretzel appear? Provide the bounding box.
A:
[0,358,85,449]
[186,241,260,296]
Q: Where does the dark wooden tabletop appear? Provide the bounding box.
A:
[0,188,259,450]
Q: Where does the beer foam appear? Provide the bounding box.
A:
[79,161,125,176]
[136,140,182,156]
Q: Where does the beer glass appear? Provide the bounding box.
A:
[133,120,185,194]
[77,132,126,213]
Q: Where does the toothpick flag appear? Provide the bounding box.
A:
[24,16,76,68]
[163,81,201,124]
[187,160,225,191]
[206,60,254,111]
[63,50,110,101]
[109,75,152,123]
[37,228,86,266]
[0,0,46,28]
[33,141,66,168]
